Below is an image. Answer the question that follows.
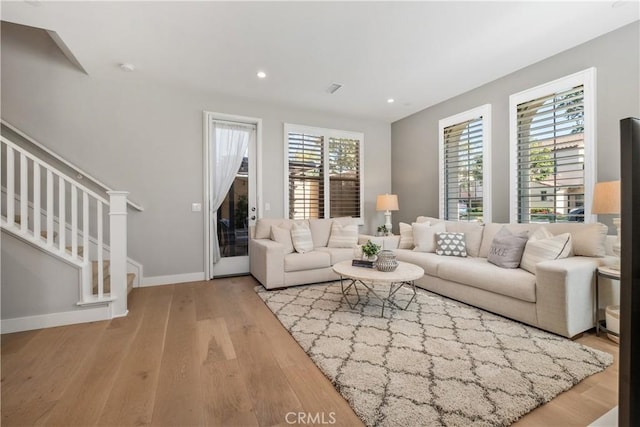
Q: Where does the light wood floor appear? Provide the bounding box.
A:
[1,276,618,426]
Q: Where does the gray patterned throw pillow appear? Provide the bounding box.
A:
[435,232,467,257]
[487,227,529,268]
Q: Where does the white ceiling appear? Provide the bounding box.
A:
[1,1,638,122]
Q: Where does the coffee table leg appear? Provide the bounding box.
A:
[340,276,360,309]
[387,281,417,310]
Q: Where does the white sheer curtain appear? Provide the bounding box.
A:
[210,121,255,264]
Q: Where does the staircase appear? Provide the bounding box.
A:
[1,133,134,333]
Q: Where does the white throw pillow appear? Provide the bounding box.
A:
[291,221,314,254]
[270,225,294,254]
[412,221,446,253]
[398,222,415,249]
[520,227,572,274]
[327,221,358,248]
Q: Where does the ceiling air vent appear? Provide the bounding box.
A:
[326,83,343,94]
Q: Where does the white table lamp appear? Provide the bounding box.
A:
[592,180,621,269]
[376,194,399,234]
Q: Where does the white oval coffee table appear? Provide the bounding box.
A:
[333,260,424,317]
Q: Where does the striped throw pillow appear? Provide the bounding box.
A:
[398,222,415,249]
[291,221,314,254]
[520,227,572,274]
[327,221,358,248]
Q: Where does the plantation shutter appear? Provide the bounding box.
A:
[516,85,585,223]
[288,132,325,220]
[329,137,361,218]
[443,117,484,221]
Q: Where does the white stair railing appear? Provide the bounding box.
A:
[1,136,128,316]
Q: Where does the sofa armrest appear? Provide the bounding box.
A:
[535,256,605,337]
[249,238,285,289]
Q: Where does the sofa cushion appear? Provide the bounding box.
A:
[520,227,572,274]
[291,222,314,254]
[437,258,537,303]
[255,218,293,239]
[395,249,446,276]
[284,251,331,272]
[480,222,607,258]
[487,227,529,268]
[398,222,414,249]
[308,218,333,248]
[412,222,446,252]
[416,216,484,257]
[327,221,358,248]
[316,247,355,265]
[270,225,294,254]
[435,232,467,257]
[308,217,354,248]
[544,223,607,257]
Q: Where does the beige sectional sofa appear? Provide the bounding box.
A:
[249,217,357,289]
[365,216,614,338]
[251,215,614,338]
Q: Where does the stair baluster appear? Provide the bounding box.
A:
[1,136,129,314]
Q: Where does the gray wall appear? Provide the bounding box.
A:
[392,22,640,231]
[1,23,392,279]
[1,231,81,319]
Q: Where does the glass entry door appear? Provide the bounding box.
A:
[207,116,257,278]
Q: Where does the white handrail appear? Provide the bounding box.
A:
[1,121,144,211]
[2,137,109,205]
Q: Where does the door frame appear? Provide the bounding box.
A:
[203,111,262,280]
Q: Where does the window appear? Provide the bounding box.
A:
[285,124,363,222]
[509,68,596,223]
[439,104,492,223]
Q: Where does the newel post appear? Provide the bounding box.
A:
[108,191,129,317]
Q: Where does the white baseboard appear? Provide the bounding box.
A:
[1,305,111,334]
[140,272,206,287]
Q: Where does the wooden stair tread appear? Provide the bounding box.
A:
[92,272,135,296]
[13,218,134,299]
[13,216,59,240]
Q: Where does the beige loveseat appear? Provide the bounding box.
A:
[250,218,358,289]
[362,216,614,338]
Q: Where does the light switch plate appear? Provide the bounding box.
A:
[191,203,202,212]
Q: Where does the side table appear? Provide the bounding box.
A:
[595,266,620,339]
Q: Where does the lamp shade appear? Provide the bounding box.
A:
[592,180,620,214]
[376,194,399,211]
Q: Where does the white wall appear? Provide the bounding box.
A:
[1,23,392,279]
[392,22,640,230]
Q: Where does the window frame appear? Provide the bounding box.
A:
[284,123,364,224]
[438,104,492,223]
[509,68,597,224]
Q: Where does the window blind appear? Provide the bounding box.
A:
[443,117,484,221]
[328,137,360,218]
[288,132,325,220]
[516,85,585,223]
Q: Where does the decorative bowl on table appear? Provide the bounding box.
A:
[375,250,399,272]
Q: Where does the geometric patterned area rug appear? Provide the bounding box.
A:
[255,281,613,427]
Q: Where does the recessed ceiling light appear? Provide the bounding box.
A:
[387,98,395,104]
[119,63,135,72]
[257,71,267,79]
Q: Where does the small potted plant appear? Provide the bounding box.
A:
[377,225,389,236]
[361,240,381,261]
